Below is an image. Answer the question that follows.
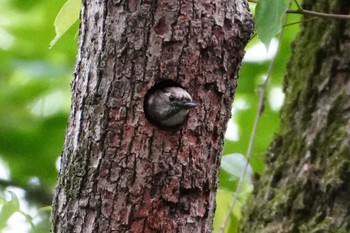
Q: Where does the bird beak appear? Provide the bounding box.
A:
[182,101,197,109]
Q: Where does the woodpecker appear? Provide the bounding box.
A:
[146,86,197,128]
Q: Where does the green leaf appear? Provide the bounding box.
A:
[213,189,240,233]
[255,0,288,49]
[50,0,81,48]
[221,153,253,183]
[213,184,253,233]
[19,210,34,229]
[0,192,20,230]
[38,206,52,213]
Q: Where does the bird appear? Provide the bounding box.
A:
[146,86,197,128]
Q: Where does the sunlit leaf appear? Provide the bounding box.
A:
[19,210,34,229]
[221,153,253,183]
[0,192,20,230]
[213,189,240,233]
[50,0,81,48]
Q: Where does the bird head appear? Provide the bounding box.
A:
[146,86,196,127]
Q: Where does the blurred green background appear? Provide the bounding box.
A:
[0,0,300,232]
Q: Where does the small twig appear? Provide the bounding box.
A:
[283,17,318,28]
[287,9,350,20]
[219,0,349,231]
[218,1,289,231]
[293,0,302,10]
[218,84,267,233]
[247,0,350,20]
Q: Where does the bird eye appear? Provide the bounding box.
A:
[169,96,175,102]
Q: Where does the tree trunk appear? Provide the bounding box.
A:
[241,0,350,232]
[51,0,253,232]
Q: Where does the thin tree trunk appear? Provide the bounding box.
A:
[51,0,253,232]
[241,0,350,232]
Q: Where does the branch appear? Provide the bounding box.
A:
[283,17,319,28]
[287,9,350,20]
[247,0,350,20]
[218,0,293,229]
[293,0,302,10]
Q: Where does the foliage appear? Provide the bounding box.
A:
[0,0,301,232]
[50,0,80,48]
[213,2,301,231]
[0,0,78,231]
[0,191,32,230]
[255,0,289,48]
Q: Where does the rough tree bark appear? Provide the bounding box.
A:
[241,0,350,232]
[51,0,253,232]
